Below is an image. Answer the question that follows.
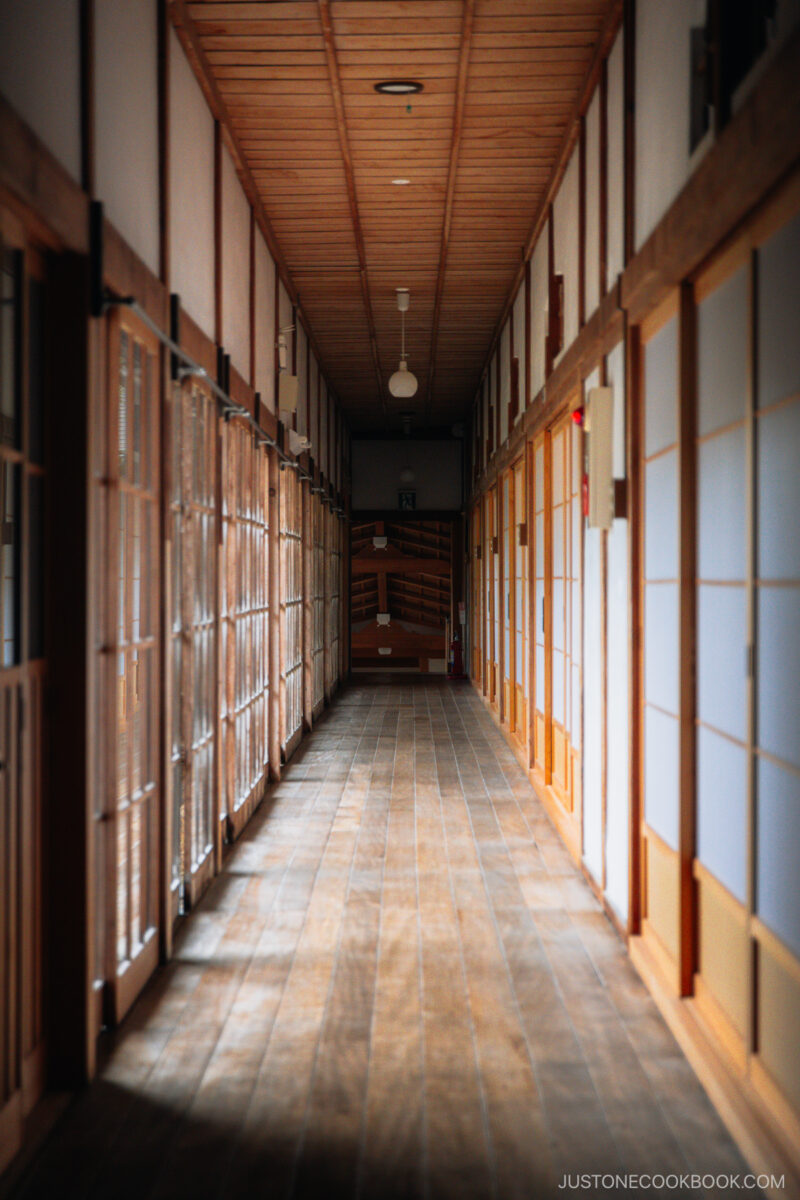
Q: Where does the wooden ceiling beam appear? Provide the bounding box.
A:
[424,0,475,421]
[317,0,386,412]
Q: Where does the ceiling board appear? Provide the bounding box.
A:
[172,0,619,433]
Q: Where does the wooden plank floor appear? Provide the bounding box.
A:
[8,678,761,1200]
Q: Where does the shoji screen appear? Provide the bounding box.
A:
[168,381,218,916]
[533,435,546,773]
[752,205,800,1118]
[471,503,482,687]
[326,507,342,693]
[483,490,494,699]
[641,299,680,971]
[311,495,325,712]
[550,415,581,817]
[97,310,161,1023]
[221,423,269,838]
[513,457,527,745]
[583,368,604,883]
[502,472,513,721]
[605,340,630,924]
[281,467,303,748]
[694,261,750,1044]
[0,233,47,1161]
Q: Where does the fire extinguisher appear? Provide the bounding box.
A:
[448,631,465,680]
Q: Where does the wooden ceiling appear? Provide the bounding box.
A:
[174,0,617,432]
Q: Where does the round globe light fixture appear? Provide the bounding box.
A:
[389,362,418,399]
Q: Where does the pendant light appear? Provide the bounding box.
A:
[388,287,418,399]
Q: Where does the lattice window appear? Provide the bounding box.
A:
[281,466,303,745]
[221,422,269,825]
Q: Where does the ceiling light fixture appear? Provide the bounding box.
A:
[374,80,423,95]
[388,288,418,399]
[391,178,410,186]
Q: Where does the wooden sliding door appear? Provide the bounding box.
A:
[281,466,303,754]
[220,421,269,839]
[311,494,325,717]
[512,455,528,750]
[470,502,482,686]
[167,380,218,918]
[0,221,47,1171]
[531,417,582,853]
[502,471,513,724]
[95,309,161,1024]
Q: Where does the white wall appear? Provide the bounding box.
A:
[254,230,276,411]
[0,0,81,181]
[499,320,511,444]
[309,351,319,452]
[512,282,526,420]
[554,145,581,358]
[530,227,548,399]
[635,0,707,251]
[221,146,251,378]
[169,28,215,337]
[606,30,625,290]
[351,440,462,511]
[585,90,601,317]
[95,0,159,274]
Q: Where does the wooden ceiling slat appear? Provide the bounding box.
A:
[178,0,617,432]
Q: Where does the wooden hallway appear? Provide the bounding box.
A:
[4,679,757,1200]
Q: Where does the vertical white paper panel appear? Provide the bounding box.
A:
[606,340,626,478]
[757,587,800,770]
[606,517,629,922]
[94,0,159,274]
[503,479,511,668]
[535,591,545,702]
[644,707,679,849]
[757,209,800,411]
[644,583,679,712]
[585,91,601,318]
[697,266,748,435]
[697,728,748,903]
[635,0,707,250]
[552,580,565,653]
[571,505,582,663]
[644,316,678,456]
[0,0,81,180]
[606,30,625,292]
[309,354,319,453]
[697,585,748,742]
[296,323,308,437]
[535,444,544,510]
[757,759,800,958]
[552,506,564,576]
[500,322,511,444]
[254,231,276,411]
[221,147,251,378]
[583,526,603,882]
[571,663,581,751]
[554,147,581,355]
[513,284,526,415]
[697,428,747,580]
[552,649,565,724]
[644,452,678,580]
[169,29,214,337]
[530,230,548,399]
[757,400,800,580]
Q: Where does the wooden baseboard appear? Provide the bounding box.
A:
[630,934,800,1199]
